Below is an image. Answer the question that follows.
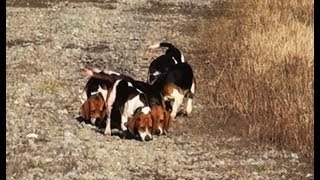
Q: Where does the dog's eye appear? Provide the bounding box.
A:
[139,126,145,131]
[159,119,164,123]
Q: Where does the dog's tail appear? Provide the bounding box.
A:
[80,67,103,77]
[148,42,177,49]
[148,42,185,63]
[80,67,115,80]
[80,67,133,83]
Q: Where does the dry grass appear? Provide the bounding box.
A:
[192,0,313,164]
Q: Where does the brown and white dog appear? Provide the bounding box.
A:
[82,68,172,136]
[125,106,153,141]
[80,92,105,124]
[147,42,185,84]
[132,80,172,135]
[147,42,196,120]
[80,68,124,125]
[81,68,154,141]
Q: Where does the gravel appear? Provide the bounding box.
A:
[6,0,312,179]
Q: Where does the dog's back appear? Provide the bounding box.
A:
[147,42,185,84]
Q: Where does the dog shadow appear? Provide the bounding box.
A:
[75,116,140,141]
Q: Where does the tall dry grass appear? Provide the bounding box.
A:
[192,0,313,164]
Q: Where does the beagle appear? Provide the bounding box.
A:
[80,67,128,104]
[147,42,185,84]
[105,78,150,136]
[81,67,172,137]
[151,62,196,120]
[80,68,124,125]
[80,92,105,125]
[125,106,153,141]
[132,80,172,135]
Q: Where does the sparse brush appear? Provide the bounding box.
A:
[192,0,313,164]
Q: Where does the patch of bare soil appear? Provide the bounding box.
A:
[6,0,312,179]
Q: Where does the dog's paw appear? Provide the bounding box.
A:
[104,128,112,136]
[177,110,188,117]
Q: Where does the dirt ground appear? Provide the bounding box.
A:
[6,0,312,179]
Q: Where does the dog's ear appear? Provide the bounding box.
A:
[80,101,90,121]
[160,94,166,108]
[163,110,172,135]
[151,113,158,134]
[126,116,139,134]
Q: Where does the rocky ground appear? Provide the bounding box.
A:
[6,0,313,179]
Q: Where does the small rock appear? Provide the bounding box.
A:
[26,133,38,139]
[58,109,68,114]
[44,158,53,163]
[291,153,299,159]
[306,174,313,178]
[64,131,75,138]
[216,160,225,166]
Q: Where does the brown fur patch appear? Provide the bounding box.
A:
[80,94,105,121]
[127,111,153,135]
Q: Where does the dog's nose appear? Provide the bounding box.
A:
[155,129,161,135]
[90,118,96,125]
[145,135,151,141]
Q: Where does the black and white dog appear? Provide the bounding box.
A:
[152,63,196,120]
[82,68,172,138]
[147,42,196,120]
[80,68,153,141]
[147,42,185,84]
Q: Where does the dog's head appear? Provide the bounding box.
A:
[150,105,172,135]
[126,107,153,141]
[80,93,105,125]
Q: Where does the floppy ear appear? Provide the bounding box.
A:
[151,114,158,134]
[160,94,166,108]
[126,116,138,135]
[163,110,172,135]
[80,101,90,121]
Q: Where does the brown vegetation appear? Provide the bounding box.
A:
[192,0,313,164]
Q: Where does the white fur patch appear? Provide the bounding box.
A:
[191,81,195,94]
[148,43,160,49]
[127,82,143,93]
[186,99,193,115]
[139,129,152,142]
[91,67,102,73]
[141,107,151,115]
[91,91,99,95]
[80,90,87,104]
[105,80,121,135]
[181,53,185,62]
[152,71,161,76]
[136,88,143,94]
[172,57,178,64]
[97,85,108,101]
[90,118,96,125]
[103,70,120,76]
[158,128,163,135]
[170,89,185,119]
[121,94,145,131]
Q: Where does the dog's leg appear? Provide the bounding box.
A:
[121,114,128,131]
[104,80,121,136]
[104,109,112,136]
[170,90,184,120]
[186,80,195,115]
[104,100,113,136]
[80,90,87,104]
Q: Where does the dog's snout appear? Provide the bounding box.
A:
[145,135,151,141]
[155,129,161,135]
